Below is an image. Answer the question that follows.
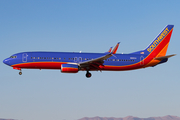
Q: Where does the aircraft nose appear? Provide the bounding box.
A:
[3,58,10,65]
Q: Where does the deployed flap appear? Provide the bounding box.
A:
[154,54,176,60]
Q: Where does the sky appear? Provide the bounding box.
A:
[0,0,180,120]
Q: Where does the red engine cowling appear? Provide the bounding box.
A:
[61,64,79,73]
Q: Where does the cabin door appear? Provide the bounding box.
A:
[22,53,27,62]
[140,56,144,66]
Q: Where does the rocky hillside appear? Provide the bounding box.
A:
[79,115,180,120]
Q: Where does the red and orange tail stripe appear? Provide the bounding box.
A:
[144,25,174,67]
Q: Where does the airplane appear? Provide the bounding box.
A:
[3,25,176,78]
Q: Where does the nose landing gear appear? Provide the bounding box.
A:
[19,70,22,75]
[86,71,92,78]
[13,67,22,75]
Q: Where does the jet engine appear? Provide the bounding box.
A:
[61,64,79,73]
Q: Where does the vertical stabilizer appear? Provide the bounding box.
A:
[144,25,174,57]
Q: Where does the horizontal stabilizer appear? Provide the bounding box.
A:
[154,54,176,60]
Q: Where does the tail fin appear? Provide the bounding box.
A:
[144,25,174,57]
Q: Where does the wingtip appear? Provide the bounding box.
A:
[111,42,120,54]
[107,47,113,53]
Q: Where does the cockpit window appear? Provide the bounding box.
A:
[10,56,17,58]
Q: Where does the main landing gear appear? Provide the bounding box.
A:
[86,71,92,78]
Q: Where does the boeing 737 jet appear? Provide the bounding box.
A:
[3,25,175,78]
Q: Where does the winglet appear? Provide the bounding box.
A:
[111,42,120,54]
[108,47,113,53]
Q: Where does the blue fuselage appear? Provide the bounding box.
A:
[3,52,147,71]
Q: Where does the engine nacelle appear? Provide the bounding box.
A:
[61,64,79,73]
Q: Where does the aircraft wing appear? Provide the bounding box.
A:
[79,42,120,70]
[79,53,112,67]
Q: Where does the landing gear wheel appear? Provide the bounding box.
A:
[86,72,92,78]
[19,71,22,75]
